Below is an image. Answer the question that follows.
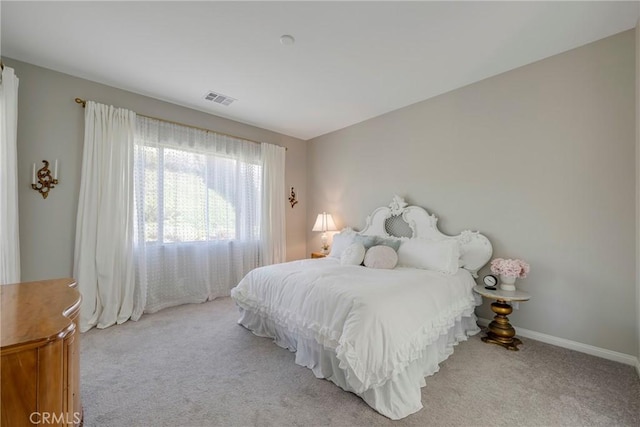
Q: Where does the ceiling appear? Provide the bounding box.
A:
[2,1,639,140]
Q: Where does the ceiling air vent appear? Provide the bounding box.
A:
[203,91,236,106]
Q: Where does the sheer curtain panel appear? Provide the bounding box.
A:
[260,142,286,265]
[74,101,136,332]
[0,66,20,285]
[133,117,266,316]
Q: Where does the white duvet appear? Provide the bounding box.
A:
[230,257,479,394]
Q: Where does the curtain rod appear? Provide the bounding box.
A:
[74,97,286,150]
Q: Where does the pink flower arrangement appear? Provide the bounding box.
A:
[490,258,530,279]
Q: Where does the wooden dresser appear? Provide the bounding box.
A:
[1,278,83,426]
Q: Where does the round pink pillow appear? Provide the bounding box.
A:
[364,245,398,269]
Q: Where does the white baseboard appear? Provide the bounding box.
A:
[477,317,640,373]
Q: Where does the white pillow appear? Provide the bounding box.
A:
[397,238,460,275]
[364,245,398,269]
[340,242,366,266]
[329,228,356,258]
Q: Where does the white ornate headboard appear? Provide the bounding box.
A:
[359,196,492,277]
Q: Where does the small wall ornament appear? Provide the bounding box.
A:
[31,160,59,199]
[288,187,298,208]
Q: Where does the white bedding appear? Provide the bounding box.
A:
[230,257,481,418]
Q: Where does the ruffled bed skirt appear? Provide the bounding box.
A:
[237,307,480,420]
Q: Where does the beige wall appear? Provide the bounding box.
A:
[6,58,308,282]
[308,30,637,356]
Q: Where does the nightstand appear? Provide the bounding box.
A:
[311,252,327,259]
[473,285,531,351]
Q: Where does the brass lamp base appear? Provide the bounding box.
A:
[481,300,523,351]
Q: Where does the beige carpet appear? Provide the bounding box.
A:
[81,297,640,426]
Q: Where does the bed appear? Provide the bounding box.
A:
[230,196,492,419]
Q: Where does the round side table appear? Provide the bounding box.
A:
[473,285,531,351]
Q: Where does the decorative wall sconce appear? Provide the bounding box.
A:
[288,187,298,208]
[31,160,58,199]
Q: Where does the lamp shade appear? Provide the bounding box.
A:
[312,212,337,232]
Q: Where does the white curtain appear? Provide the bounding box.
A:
[133,116,268,316]
[261,142,286,264]
[0,66,21,285]
[74,101,136,332]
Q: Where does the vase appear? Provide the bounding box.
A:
[500,274,517,291]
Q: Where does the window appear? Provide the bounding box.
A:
[135,143,262,244]
[132,115,283,315]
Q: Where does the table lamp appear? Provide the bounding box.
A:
[312,212,337,254]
